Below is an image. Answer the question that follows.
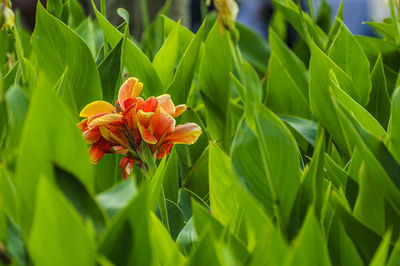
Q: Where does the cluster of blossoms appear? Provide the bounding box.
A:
[78,77,202,178]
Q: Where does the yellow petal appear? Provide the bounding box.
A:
[79,101,116,117]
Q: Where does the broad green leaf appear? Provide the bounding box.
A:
[32,3,102,111]
[328,21,371,106]
[327,218,363,266]
[389,87,400,163]
[96,178,137,220]
[167,20,207,105]
[164,200,185,240]
[236,22,270,75]
[366,54,391,128]
[272,0,327,48]
[98,183,152,266]
[46,0,67,21]
[28,177,95,266]
[279,116,317,147]
[93,4,164,97]
[324,153,348,191]
[6,217,27,266]
[68,0,86,28]
[366,22,396,41]
[231,104,301,227]
[98,39,123,102]
[269,28,309,100]
[388,238,400,266]
[15,81,93,237]
[370,231,392,266]
[176,218,198,256]
[353,164,385,236]
[149,212,186,265]
[284,209,331,266]
[76,18,100,57]
[163,147,179,203]
[189,231,222,266]
[152,21,180,88]
[0,167,17,221]
[53,165,107,233]
[199,22,232,152]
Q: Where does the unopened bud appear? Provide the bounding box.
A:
[0,3,15,30]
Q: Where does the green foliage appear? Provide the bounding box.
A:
[1,1,400,265]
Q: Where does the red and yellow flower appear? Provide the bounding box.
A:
[78,77,202,179]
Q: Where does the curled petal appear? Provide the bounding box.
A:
[164,123,202,144]
[149,106,175,140]
[157,94,175,116]
[99,126,127,146]
[80,101,116,117]
[157,143,173,159]
[89,139,111,164]
[111,146,129,154]
[136,110,154,128]
[141,96,158,112]
[120,157,135,179]
[174,104,187,117]
[137,122,157,144]
[77,119,88,132]
[88,114,124,128]
[118,78,143,110]
[82,127,101,144]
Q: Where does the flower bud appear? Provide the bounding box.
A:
[0,3,15,30]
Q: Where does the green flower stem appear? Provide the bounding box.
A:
[139,145,170,234]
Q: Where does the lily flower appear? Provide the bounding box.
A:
[77,77,202,179]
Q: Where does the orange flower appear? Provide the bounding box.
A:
[77,77,202,179]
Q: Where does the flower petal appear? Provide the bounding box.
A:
[99,126,127,146]
[82,127,101,144]
[157,143,173,159]
[136,109,154,128]
[88,114,124,128]
[164,123,202,144]
[174,104,187,117]
[141,96,158,112]
[79,101,116,117]
[120,156,135,179]
[157,94,175,116]
[149,106,175,140]
[137,122,157,144]
[77,119,88,132]
[118,78,142,110]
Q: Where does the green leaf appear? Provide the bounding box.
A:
[28,177,95,266]
[0,167,17,221]
[199,22,232,151]
[284,209,331,266]
[188,231,222,266]
[15,81,93,238]
[167,20,207,105]
[328,21,372,106]
[370,231,392,266]
[183,145,209,200]
[163,147,179,203]
[93,4,164,97]
[96,178,137,220]
[366,54,391,128]
[279,116,317,147]
[32,3,102,111]
[388,238,400,266]
[152,21,180,88]
[149,212,186,265]
[389,87,400,163]
[98,39,123,102]
[176,218,198,255]
[231,105,301,228]
[236,22,270,75]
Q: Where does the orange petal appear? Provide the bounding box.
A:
[99,126,127,146]
[149,106,175,140]
[157,143,173,159]
[118,78,141,110]
[136,110,154,128]
[164,123,202,144]
[120,157,135,179]
[133,82,143,98]
[88,114,124,127]
[157,94,175,116]
[174,104,187,117]
[80,101,116,117]
[82,127,101,144]
[141,96,158,112]
[137,122,157,144]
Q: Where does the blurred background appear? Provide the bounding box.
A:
[11,0,391,38]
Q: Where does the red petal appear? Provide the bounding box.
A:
[77,119,88,132]
[120,157,135,179]
[136,110,154,128]
[157,143,173,159]
[164,123,202,144]
[157,94,175,116]
[82,127,101,144]
[141,96,158,112]
[88,114,124,128]
[89,140,109,164]
[137,122,157,144]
